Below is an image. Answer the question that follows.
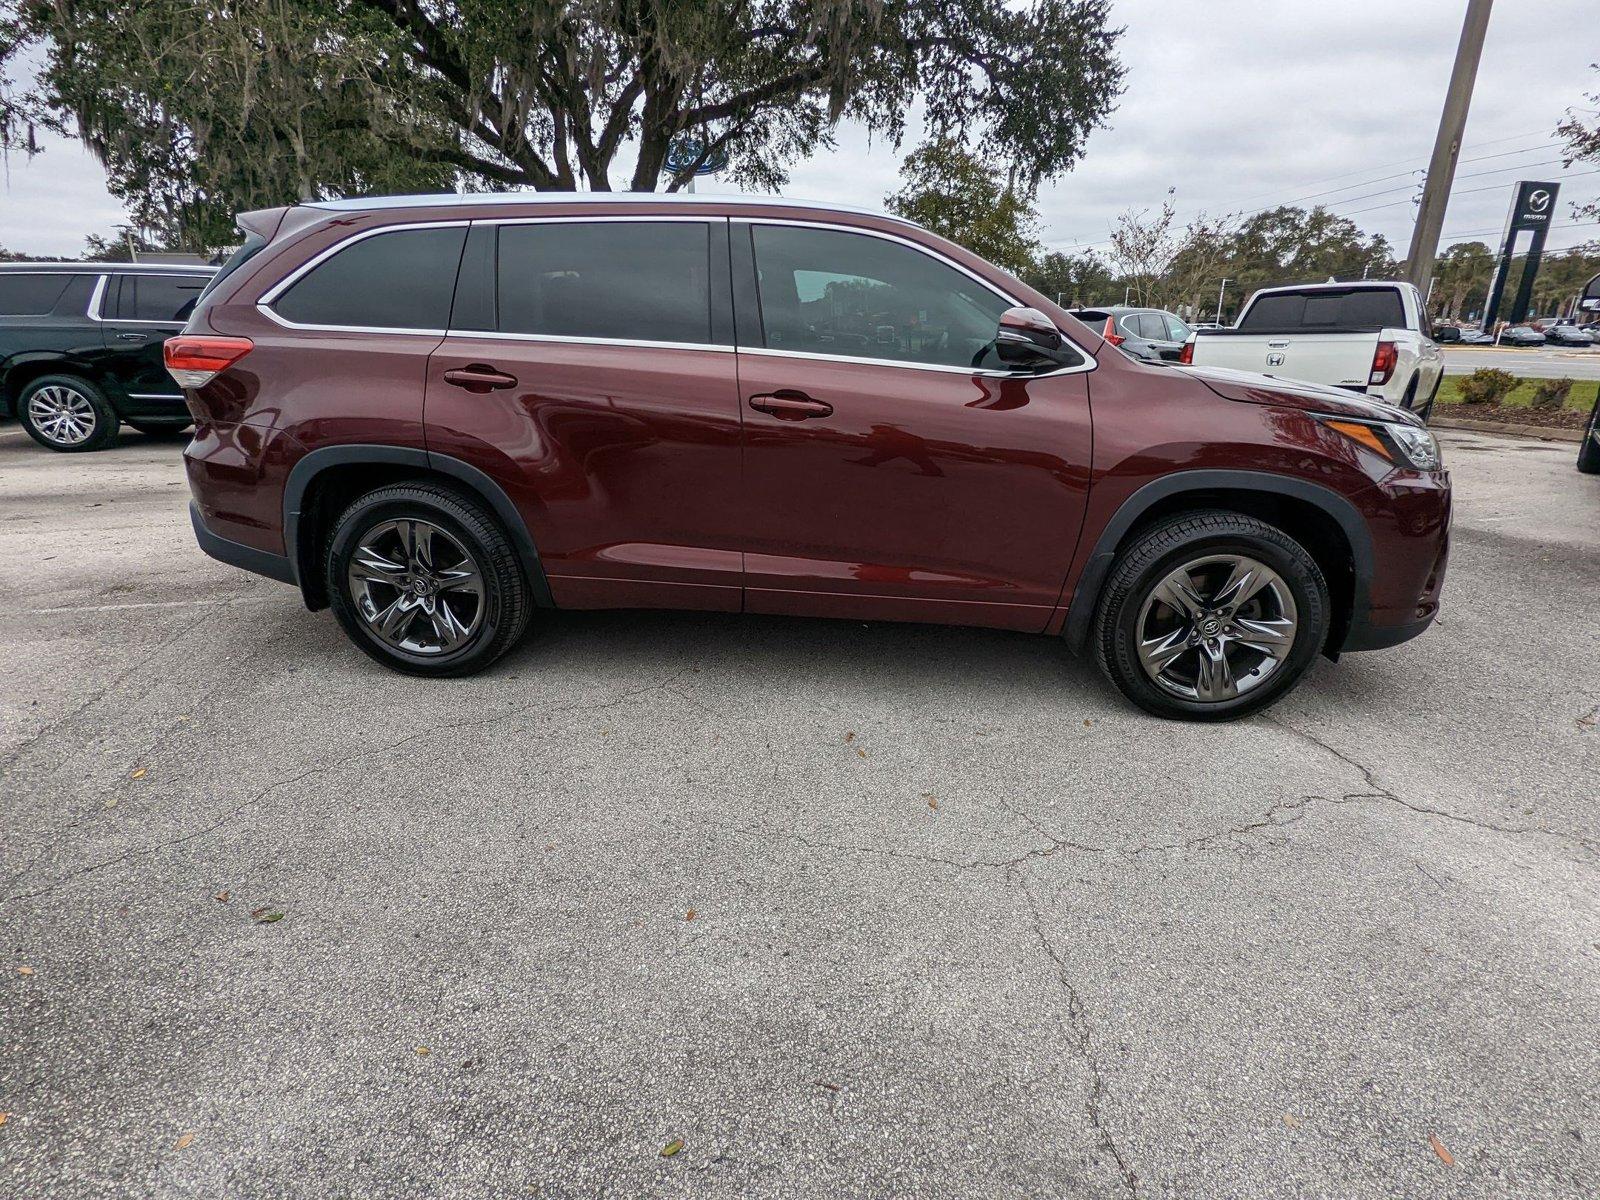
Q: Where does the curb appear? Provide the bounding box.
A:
[1430,415,1584,443]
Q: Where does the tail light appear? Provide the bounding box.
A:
[1101,316,1124,347]
[1369,340,1398,386]
[1178,338,1194,365]
[164,336,253,388]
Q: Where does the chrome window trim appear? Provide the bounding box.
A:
[444,331,733,354]
[127,392,185,400]
[248,212,1097,379]
[90,271,208,326]
[741,217,1097,379]
[256,220,472,335]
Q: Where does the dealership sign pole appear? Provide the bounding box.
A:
[1480,180,1560,333]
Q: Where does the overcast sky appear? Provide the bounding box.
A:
[2,0,1595,262]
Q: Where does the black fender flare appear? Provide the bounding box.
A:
[1,351,105,412]
[282,444,554,608]
[1060,469,1375,654]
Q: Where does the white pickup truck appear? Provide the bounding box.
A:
[1180,281,1444,417]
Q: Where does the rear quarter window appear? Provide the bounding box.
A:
[269,226,468,330]
[111,274,210,323]
[0,274,75,316]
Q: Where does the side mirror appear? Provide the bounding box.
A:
[995,306,1074,368]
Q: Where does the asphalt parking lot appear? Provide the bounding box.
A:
[2,421,1596,1198]
[1442,345,1600,380]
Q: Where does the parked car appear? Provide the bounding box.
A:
[1544,323,1595,347]
[172,193,1450,720]
[1580,386,1600,474]
[1499,325,1547,347]
[0,262,216,451]
[1181,281,1445,417]
[1458,328,1497,345]
[1068,305,1192,362]
[1434,324,1462,343]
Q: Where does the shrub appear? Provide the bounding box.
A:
[1529,377,1575,410]
[1456,367,1518,406]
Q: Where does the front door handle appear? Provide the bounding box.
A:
[117,332,148,342]
[443,365,518,393]
[749,389,833,420]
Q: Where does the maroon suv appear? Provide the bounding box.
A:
[170,193,1449,720]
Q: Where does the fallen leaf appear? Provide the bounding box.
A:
[812,1080,841,1092]
[176,1133,194,1150]
[1429,1134,1454,1167]
[928,798,939,811]
[250,906,270,919]
[415,1046,431,1057]
[0,1112,8,1127]
[130,767,148,780]
[1577,706,1598,729]
[685,909,697,921]
[255,910,284,925]
[16,966,33,977]
[660,1138,683,1158]
[856,748,867,759]
[843,731,855,743]
[213,891,230,903]
[1084,718,1093,727]
[1282,1114,1303,1129]
[104,797,118,809]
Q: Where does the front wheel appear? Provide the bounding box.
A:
[17,375,120,452]
[1092,511,1331,721]
[1578,390,1600,474]
[325,483,532,677]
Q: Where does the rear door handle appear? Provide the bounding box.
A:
[749,390,833,420]
[443,365,518,393]
[117,332,149,342]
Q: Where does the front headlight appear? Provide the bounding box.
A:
[1322,417,1441,471]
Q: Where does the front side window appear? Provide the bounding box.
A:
[271,226,467,330]
[493,221,713,345]
[750,225,1013,370]
[0,273,75,316]
[111,274,208,323]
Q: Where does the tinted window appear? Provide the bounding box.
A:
[0,273,74,316]
[495,221,711,344]
[273,226,467,330]
[1136,313,1168,340]
[751,225,1013,369]
[1164,315,1191,341]
[112,274,208,322]
[199,234,265,302]
[1239,288,1407,332]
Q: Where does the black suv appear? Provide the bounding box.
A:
[0,262,216,452]
[1067,305,1192,362]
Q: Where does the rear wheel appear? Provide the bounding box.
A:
[1578,391,1600,474]
[1092,511,1330,721]
[325,483,532,677]
[17,375,120,453]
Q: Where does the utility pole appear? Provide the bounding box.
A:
[1215,278,1231,325]
[1405,0,1494,291]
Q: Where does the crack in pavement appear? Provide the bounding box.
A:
[1267,718,1600,862]
[1017,871,1140,1197]
[1,670,696,908]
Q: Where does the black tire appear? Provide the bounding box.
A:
[17,374,120,453]
[1092,510,1331,722]
[125,419,193,438]
[325,483,532,677]
[1416,371,1443,425]
[1579,392,1600,474]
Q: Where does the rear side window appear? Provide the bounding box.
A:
[271,226,468,330]
[110,274,209,322]
[0,273,74,316]
[1135,313,1167,340]
[494,221,712,345]
[1239,288,1406,332]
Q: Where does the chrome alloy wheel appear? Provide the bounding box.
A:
[27,384,97,446]
[346,519,485,656]
[1135,553,1299,703]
